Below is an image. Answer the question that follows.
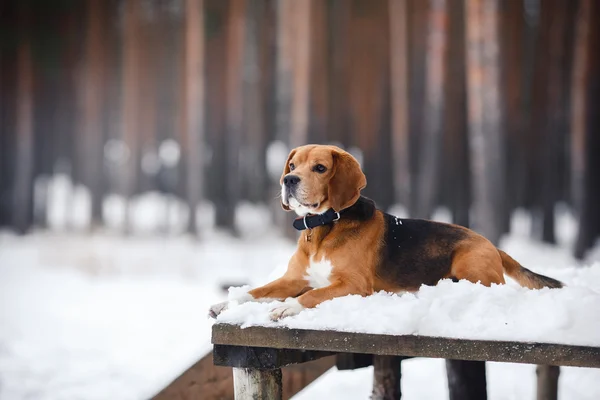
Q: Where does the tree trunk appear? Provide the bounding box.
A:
[464,0,505,245]
[242,0,269,203]
[182,0,206,235]
[389,0,411,210]
[272,0,309,239]
[501,0,525,213]
[308,0,329,144]
[574,0,600,259]
[13,7,34,234]
[347,0,392,210]
[540,0,572,244]
[122,0,142,233]
[289,0,311,148]
[444,0,469,227]
[81,0,107,228]
[414,0,448,219]
[570,0,592,213]
[221,0,247,236]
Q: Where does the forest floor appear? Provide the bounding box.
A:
[0,205,599,400]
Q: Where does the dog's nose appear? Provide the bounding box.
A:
[283,175,301,187]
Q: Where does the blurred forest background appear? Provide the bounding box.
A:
[0,0,599,258]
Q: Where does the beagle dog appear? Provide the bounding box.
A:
[209,144,562,321]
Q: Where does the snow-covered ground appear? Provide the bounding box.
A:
[293,359,600,400]
[1,205,599,399]
[0,228,294,400]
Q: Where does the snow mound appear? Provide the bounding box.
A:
[217,264,600,347]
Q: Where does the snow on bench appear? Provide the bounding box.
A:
[216,276,600,347]
[212,268,600,399]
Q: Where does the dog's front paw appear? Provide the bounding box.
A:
[208,301,229,319]
[269,298,304,321]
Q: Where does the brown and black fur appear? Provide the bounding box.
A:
[355,196,563,291]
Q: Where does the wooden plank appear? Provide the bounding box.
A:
[212,324,600,368]
[336,353,373,370]
[371,355,402,400]
[213,344,334,369]
[153,349,335,400]
[233,368,282,400]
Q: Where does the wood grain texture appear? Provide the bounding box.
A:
[212,324,600,368]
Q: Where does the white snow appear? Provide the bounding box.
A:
[217,266,600,346]
[266,140,289,181]
[293,358,600,400]
[0,229,294,400]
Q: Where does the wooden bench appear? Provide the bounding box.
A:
[212,323,600,400]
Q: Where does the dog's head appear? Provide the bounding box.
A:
[280,145,367,216]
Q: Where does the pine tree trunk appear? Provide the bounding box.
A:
[183,0,206,236]
[464,0,505,245]
[414,0,448,219]
[122,0,142,233]
[13,6,34,234]
[389,0,411,210]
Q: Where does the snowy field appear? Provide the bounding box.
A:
[0,201,296,400]
[1,203,600,399]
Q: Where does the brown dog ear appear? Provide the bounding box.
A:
[328,149,367,212]
[280,149,297,211]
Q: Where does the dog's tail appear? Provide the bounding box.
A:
[498,249,563,289]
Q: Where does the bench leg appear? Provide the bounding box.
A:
[371,355,402,400]
[536,365,560,400]
[446,359,487,400]
[233,367,282,400]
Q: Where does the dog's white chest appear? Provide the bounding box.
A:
[305,257,333,288]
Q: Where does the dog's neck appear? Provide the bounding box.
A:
[292,196,376,232]
[339,196,377,221]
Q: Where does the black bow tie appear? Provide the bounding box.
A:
[292,208,341,231]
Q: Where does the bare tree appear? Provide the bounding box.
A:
[464,0,505,245]
[389,0,411,210]
[182,0,206,235]
[414,0,448,219]
[13,3,34,234]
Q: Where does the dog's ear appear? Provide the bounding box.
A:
[328,149,367,212]
[280,149,297,211]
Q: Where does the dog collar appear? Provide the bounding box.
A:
[292,208,341,231]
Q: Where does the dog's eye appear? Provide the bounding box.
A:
[289,163,295,171]
[313,164,327,173]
